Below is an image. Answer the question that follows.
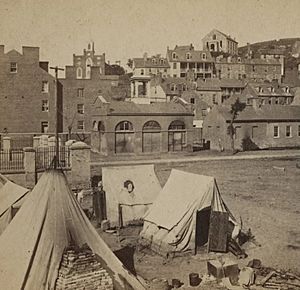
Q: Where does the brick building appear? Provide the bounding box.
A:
[0,45,58,134]
[73,41,105,79]
[166,44,214,79]
[203,104,300,151]
[58,65,119,134]
[91,97,194,155]
[202,29,238,55]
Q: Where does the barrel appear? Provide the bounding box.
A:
[189,273,201,287]
[149,278,169,290]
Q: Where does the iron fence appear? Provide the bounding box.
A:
[0,150,24,172]
[35,146,71,171]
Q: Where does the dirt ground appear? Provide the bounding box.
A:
[88,156,300,288]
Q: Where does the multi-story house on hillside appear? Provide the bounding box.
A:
[166,44,214,80]
[202,29,238,56]
[215,55,281,83]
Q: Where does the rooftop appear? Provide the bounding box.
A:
[215,104,300,121]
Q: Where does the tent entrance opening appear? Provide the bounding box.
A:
[195,207,211,252]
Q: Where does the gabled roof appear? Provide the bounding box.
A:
[245,82,294,97]
[215,104,300,121]
[196,78,245,90]
[167,46,214,62]
[203,29,238,43]
[108,100,193,115]
[133,56,170,68]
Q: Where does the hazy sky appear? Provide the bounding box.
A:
[1,0,300,74]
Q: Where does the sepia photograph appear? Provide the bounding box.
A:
[0,0,299,289]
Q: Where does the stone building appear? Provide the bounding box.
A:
[73,41,105,79]
[0,45,58,133]
[215,55,282,82]
[202,29,238,55]
[203,104,300,151]
[91,97,194,155]
[166,44,214,79]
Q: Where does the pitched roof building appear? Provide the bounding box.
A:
[202,29,238,56]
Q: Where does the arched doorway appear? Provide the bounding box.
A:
[168,120,186,152]
[142,121,161,153]
[115,121,134,153]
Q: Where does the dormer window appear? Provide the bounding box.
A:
[213,34,216,40]
[258,86,262,93]
[141,69,144,75]
[202,53,206,60]
[186,53,191,60]
[271,87,275,93]
[285,87,290,93]
[160,59,164,65]
[172,52,177,59]
[237,57,241,63]
[170,84,176,91]
[152,58,156,64]
[10,62,17,73]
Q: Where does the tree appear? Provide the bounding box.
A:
[105,63,125,75]
[227,98,246,153]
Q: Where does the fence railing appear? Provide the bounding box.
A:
[0,150,24,172]
[35,146,71,171]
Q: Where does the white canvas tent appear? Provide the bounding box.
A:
[0,174,29,235]
[0,170,145,290]
[102,165,161,226]
[140,169,239,256]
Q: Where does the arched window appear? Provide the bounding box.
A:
[92,120,97,131]
[76,67,82,79]
[186,53,191,60]
[168,120,186,151]
[142,121,161,152]
[115,121,134,153]
[172,52,177,59]
[86,58,92,79]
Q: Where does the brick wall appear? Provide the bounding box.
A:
[55,245,113,290]
[0,46,57,133]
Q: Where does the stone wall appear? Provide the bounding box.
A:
[55,245,113,290]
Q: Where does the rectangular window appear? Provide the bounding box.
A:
[77,120,84,130]
[273,125,279,138]
[77,88,84,97]
[10,62,17,73]
[298,125,300,137]
[190,98,195,104]
[42,81,49,93]
[252,126,258,138]
[41,121,49,133]
[286,125,292,137]
[42,100,49,112]
[77,104,84,114]
[173,63,177,69]
[212,94,217,104]
[202,109,207,117]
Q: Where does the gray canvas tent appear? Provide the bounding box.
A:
[0,174,29,235]
[139,169,239,256]
[0,170,145,290]
[102,165,161,226]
